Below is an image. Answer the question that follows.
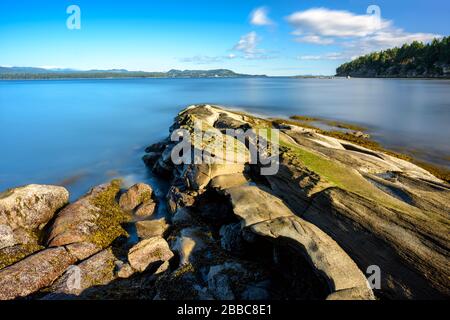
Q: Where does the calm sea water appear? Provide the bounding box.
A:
[1,78,449,200]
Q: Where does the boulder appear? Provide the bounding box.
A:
[119,183,153,212]
[166,185,197,214]
[128,237,173,272]
[136,218,169,239]
[0,247,76,300]
[184,163,246,191]
[135,201,157,218]
[0,184,68,232]
[47,180,129,250]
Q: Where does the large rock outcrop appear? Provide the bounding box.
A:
[143,104,450,300]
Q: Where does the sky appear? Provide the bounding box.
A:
[0,0,448,76]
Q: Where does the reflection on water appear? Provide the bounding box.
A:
[0,78,449,198]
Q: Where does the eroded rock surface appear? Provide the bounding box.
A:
[142,104,449,300]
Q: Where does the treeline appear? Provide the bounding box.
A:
[0,72,165,80]
[336,36,450,78]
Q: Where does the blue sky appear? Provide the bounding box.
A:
[0,0,448,75]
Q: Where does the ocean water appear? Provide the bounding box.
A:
[1,77,449,200]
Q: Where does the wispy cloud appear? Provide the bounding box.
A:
[232,31,274,59]
[179,56,223,64]
[295,35,334,45]
[298,52,345,61]
[250,7,274,26]
[233,31,260,54]
[179,54,237,65]
[287,7,441,58]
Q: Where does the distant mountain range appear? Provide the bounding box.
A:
[0,67,267,79]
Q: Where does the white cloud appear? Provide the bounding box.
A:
[357,30,440,49]
[288,7,441,60]
[298,55,321,60]
[250,7,274,26]
[295,35,334,45]
[287,8,389,38]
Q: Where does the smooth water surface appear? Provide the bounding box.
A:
[1,78,449,199]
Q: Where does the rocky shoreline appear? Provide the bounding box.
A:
[0,105,449,300]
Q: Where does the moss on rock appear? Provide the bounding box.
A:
[0,243,44,270]
[88,179,130,248]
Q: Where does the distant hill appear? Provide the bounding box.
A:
[336,36,450,78]
[0,67,266,79]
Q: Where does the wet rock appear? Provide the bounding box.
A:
[0,247,76,300]
[119,183,153,212]
[145,140,168,153]
[142,152,162,167]
[0,184,69,231]
[136,218,169,239]
[128,237,174,272]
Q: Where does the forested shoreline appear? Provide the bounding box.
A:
[336,36,450,78]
